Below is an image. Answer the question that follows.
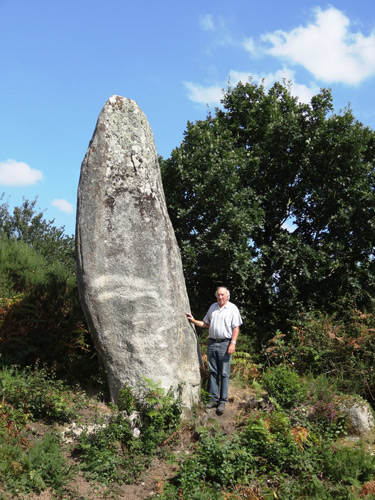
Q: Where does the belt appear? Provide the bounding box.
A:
[209,338,230,343]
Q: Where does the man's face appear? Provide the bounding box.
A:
[216,288,229,307]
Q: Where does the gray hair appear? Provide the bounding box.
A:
[215,287,230,299]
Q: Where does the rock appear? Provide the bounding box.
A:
[341,396,375,436]
[244,397,263,410]
[76,95,200,409]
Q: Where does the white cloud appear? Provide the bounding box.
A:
[184,81,224,105]
[261,7,375,85]
[200,14,215,32]
[243,37,257,56]
[51,198,74,214]
[0,159,43,186]
[186,7,374,108]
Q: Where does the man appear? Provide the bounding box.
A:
[186,287,243,415]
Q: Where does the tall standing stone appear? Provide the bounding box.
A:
[76,96,200,408]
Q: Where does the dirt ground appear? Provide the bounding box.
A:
[23,385,257,500]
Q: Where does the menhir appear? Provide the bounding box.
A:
[76,95,200,409]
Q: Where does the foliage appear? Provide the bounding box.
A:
[157,428,254,500]
[161,81,375,343]
[0,203,98,386]
[157,403,375,500]
[180,428,254,487]
[322,443,375,485]
[1,431,71,495]
[0,236,81,361]
[77,379,182,484]
[240,410,302,474]
[130,378,182,454]
[262,364,304,408]
[0,364,82,422]
[1,363,374,500]
[0,368,77,496]
[283,309,375,400]
[302,374,349,439]
[230,351,260,384]
[0,195,75,269]
[20,433,72,493]
[77,412,138,483]
[0,402,30,485]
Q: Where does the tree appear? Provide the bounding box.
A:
[0,196,75,271]
[161,81,375,343]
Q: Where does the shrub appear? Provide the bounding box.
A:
[262,364,304,408]
[230,351,260,384]
[0,227,96,387]
[289,310,375,401]
[77,413,137,483]
[133,379,182,454]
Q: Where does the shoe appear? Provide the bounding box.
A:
[206,401,218,409]
[216,403,225,415]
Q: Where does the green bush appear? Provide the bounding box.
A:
[0,207,97,386]
[0,364,80,422]
[22,433,72,492]
[289,310,375,399]
[262,364,304,408]
[134,379,182,454]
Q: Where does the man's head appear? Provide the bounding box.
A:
[215,287,230,307]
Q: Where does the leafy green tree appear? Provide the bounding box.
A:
[161,81,375,343]
[0,195,75,271]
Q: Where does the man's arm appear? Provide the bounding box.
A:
[228,326,240,355]
[186,313,209,329]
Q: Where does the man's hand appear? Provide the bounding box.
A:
[186,312,194,323]
[228,342,236,355]
[186,313,209,329]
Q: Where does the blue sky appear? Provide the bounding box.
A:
[1,0,374,236]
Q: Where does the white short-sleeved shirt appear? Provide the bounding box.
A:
[203,301,243,340]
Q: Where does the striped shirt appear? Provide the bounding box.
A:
[203,301,243,340]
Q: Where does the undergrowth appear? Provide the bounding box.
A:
[0,363,82,497]
[76,378,182,485]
